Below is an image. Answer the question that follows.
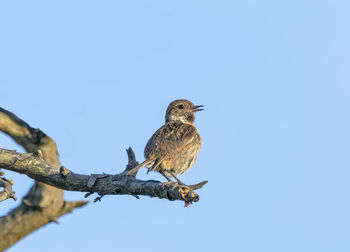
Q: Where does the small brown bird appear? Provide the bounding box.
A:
[127,99,203,184]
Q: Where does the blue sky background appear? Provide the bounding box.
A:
[1,0,350,251]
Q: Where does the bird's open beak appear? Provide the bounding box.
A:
[193,105,204,112]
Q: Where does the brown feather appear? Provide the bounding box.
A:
[127,158,155,175]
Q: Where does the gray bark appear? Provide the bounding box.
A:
[0,147,206,204]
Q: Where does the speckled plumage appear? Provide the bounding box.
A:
[127,99,203,182]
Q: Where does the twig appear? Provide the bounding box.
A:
[0,176,17,202]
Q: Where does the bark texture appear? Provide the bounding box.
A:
[0,108,87,251]
[0,148,207,205]
[0,176,17,202]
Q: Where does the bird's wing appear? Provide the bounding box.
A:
[145,122,200,159]
[128,122,200,176]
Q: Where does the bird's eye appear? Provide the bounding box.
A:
[178,104,184,109]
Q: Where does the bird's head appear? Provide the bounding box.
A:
[165,99,204,123]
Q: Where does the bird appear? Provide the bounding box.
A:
[127,99,203,185]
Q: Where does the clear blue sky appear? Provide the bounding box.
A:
[1,0,350,251]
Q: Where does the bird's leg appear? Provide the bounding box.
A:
[168,172,187,186]
[159,171,173,182]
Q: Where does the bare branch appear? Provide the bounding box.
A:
[0,107,86,251]
[0,176,17,202]
[0,107,58,164]
[123,147,139,173]
[0,148,206,206]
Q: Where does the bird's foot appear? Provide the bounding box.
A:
[168,172,188,186]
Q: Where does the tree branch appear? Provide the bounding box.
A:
[0,176,17,202]
[0,107,87,251]
[0,147,207,206]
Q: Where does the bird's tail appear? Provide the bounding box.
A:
[127,158,153,175]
